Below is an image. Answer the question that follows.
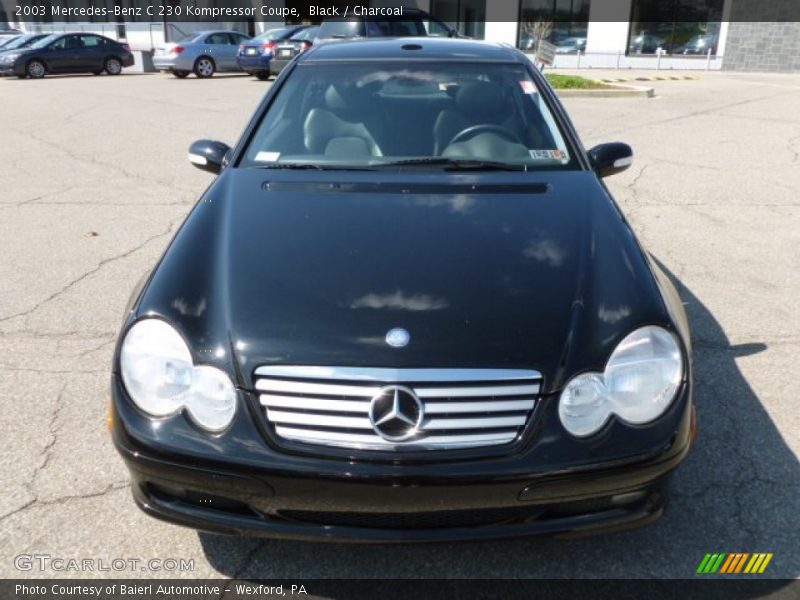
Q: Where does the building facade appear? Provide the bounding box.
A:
[2,0,799,72]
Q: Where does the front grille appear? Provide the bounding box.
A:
[254,366,541,451]
[278,506,545,529]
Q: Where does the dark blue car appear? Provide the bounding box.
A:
[236,24,308,80]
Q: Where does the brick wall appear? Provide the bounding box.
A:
[723,22,800,72]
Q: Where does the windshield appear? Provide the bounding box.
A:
[4,34,43,50]
[30,34,60,49]
[240,62,574,170]
[317,20,366,39]
[175,32,203,43]
[257,26,298,41]
[291,27,318,42]
[0,35,20,48]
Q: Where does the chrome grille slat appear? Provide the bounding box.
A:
[424,399,534,413]
[255,367,541,452]
[274,426,519,450]
[260,394,370,413]
[414,384,540,398]
[422,415,528,429]
[255,379,379,397]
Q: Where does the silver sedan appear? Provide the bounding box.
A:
[153,30,250,78]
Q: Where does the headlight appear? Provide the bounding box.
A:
[120,319,236,431]
[2,53,21,63]
[558,326,683,437]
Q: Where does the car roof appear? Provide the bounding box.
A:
[301,37,524,63]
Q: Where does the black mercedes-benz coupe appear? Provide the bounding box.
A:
[112,38,694,541]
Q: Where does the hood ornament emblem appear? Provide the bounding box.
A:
[369,386,424,441]
[385,327,410,348]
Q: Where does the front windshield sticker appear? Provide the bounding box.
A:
[529,149,567,160]
[519,80,537,94]
[255,151,281,162]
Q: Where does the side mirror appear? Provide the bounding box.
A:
[588,142,633,178]
[448,29,458,38]
[188,139,231,174]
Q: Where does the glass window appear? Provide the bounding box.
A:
[518,0,589,53]
[206,33,229,45]
[431,0,486,39]
[317,20,366,39]
[80,35,105,48]
[257,27,297,41]
[628,0,723,56]
[423,19,453,37]
[240,62,574,170]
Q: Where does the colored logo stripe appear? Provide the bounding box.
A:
[697,553,773,574]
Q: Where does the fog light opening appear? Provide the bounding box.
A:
[610,491,648,506]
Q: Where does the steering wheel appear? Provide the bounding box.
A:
[447,124,523,147]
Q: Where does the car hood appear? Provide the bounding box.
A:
[136,168,670,391]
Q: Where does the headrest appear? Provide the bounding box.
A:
[455,80,505,122]
[324,82,370,114]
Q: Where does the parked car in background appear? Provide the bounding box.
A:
[554,36,586,54]
[674,34,716,55]
[236,24,308,80]
[628,31,668,55]
[0,33,22,49]
[268,26,319,76]
[0,33,133,79]
[154,30,250,78]
[0,33,49,62]
[316,9,460,42]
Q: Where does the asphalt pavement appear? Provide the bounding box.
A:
[0,69,798,580]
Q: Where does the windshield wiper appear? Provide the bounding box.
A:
[255,163,372,171]
[378,158,528,171]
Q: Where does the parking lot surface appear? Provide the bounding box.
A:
[0,70,799,580]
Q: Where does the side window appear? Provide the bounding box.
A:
[50,36,68,51]
[65,35,82,50]
[424,19,452,37]
[229,33,248,45]
[206,33,228,45]
[81,35,104,48]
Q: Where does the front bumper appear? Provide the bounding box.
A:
[0,62,23,76]
[111,374,693,542]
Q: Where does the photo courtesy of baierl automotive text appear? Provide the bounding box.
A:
[0,0,798,598]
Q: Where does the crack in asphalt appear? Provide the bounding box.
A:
[0,218,178,327]
[0,482,130,526]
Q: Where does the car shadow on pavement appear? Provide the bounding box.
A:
[199,261,799,582]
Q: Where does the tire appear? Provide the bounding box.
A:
[255,72,270,81]
[194,57,215,78]
[26,60,46,79]
[172,70,189,79]
[104,57,122,75]
[92,70,102,76]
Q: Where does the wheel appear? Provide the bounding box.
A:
[26,60,46,79]
[104,57,122,75]
[194,57,215,78]
[255,72,270,80]
[172,70,189,79]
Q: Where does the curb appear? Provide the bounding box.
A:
[555,83,654,98]
[599,75,699,83]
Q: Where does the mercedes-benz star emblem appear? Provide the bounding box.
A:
[385,327,410,348]
[368,386,423,442]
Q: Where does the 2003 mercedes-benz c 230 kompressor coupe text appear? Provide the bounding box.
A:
[111,38,695,541]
